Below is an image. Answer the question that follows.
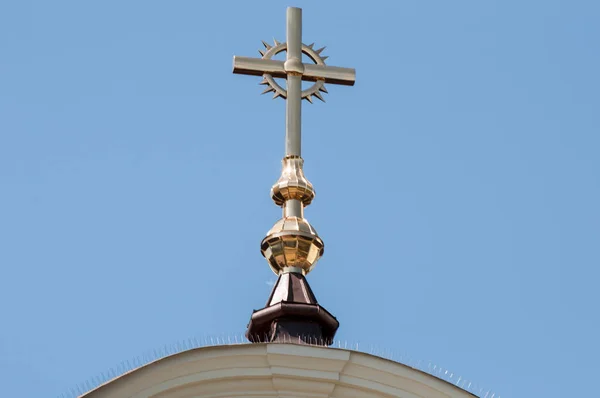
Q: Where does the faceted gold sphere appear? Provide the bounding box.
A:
[261,216,324,275]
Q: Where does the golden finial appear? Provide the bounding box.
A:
[261,156,322,274]
[233,7,354,277]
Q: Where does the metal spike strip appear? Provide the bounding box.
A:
[58,335,498,398]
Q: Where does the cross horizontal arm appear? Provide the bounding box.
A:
[233,56,286,78]
[303,64,356,86]
[233,56,356,87]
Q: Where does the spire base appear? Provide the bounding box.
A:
[246,272,339,345]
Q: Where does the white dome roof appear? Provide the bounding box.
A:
[81,343,476,398]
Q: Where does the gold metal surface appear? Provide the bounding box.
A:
[271,156,315,206]
[264,154,323,275]
[261,216,324,275]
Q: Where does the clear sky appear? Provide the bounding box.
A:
[1,1,598,397]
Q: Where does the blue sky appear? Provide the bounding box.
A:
[1,1,598,397]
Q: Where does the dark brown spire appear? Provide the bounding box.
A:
[246,272,339,345]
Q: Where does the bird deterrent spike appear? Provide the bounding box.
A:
[315,46,326,55]
[258,49,265,57]
[305,95,313,103]
[307,43,315,49]
[262,40,272,49]
[319,85,328,93]
[262,86,275,95]
[259,77,269,85]
[321,55,329,62]
[314,91,325,102]
[273,38,281,46]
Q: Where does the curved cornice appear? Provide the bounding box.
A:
[81,343,476,398]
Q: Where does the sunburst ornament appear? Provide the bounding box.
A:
[258,39,329,103]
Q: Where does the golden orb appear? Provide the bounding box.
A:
[261,216,324,275]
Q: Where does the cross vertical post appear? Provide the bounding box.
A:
[286,7,302,157]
